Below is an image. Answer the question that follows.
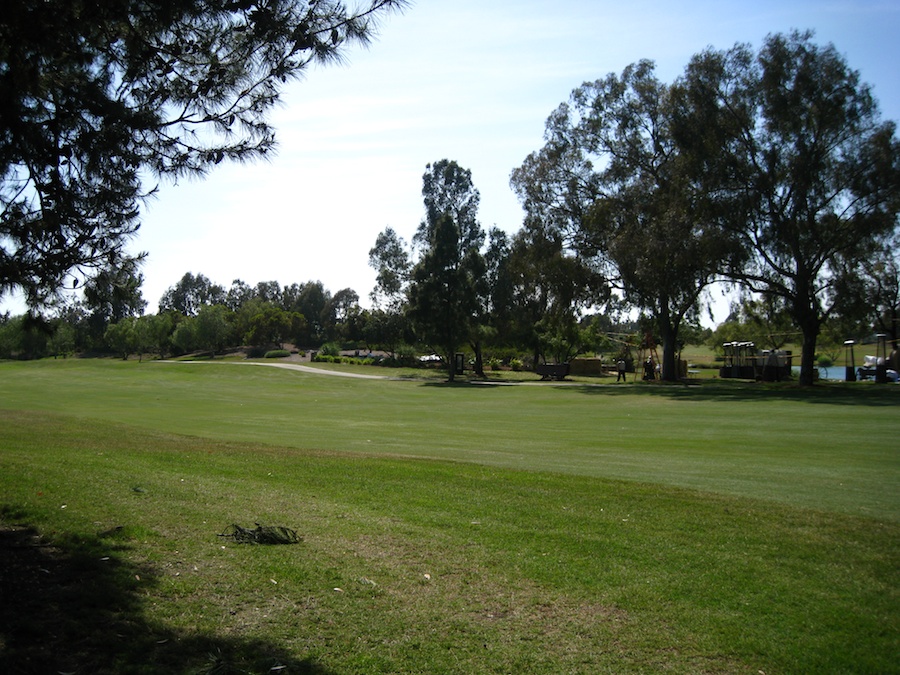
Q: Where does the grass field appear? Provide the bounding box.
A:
[0,358,898,673]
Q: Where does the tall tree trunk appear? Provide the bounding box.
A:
[445,348,455,382]
[660,320,679,382]
[794,279,822,386]
[471,340,485,378]
[794,304,821,386]
[798,326,818,386]
[657,301,681,382]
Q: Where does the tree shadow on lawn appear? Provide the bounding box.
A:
[420,379,510,388]
[553,379,900,407]
[0,509,331,675]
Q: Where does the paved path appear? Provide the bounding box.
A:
[167,360,615,386]
[173,359,391,379]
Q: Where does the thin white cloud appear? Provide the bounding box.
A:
[3,0,897,325]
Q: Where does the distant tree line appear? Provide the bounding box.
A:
[369,32,898,384]
[369,160,616,381]
[2,23,897,383]
[0,261,656,365]
[0,272,371,360]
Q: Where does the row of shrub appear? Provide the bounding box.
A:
[256,341,545,372]
[488,356,525,371]
[312,354,377,366]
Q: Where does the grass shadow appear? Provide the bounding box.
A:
[0,510,332,675]
[419,379,483,387]
[564,378,900,406]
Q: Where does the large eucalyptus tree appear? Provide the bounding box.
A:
[675,31,900,384]
[512,61,739,381]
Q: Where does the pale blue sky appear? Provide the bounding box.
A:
[4,1,899,323]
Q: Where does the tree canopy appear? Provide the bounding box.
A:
[512,61,739,380]
[675,30,900,384]
[407,160,487,381]
[0,0,407,307]
[368,226,410,311]
[514,31,898,383]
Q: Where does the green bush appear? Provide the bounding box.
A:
[509,358,523,372]
[264,349,290,359]
[320,342,341,357]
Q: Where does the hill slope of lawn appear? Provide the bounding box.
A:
[0,358,897,673]
[3,358,897,518]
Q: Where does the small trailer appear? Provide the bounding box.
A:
[719,342,792,381]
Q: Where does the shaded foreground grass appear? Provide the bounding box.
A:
[0,359,898,672]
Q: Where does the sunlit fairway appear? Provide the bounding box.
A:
[1,358,898,673]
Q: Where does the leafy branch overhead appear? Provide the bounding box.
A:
[0,0,408,306]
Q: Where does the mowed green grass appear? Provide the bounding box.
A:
[0,358,898,673]
[4,359,897,518]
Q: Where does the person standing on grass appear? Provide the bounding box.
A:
[884,342,900,382]
[617,358,627,382]
[643,357,655,381]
